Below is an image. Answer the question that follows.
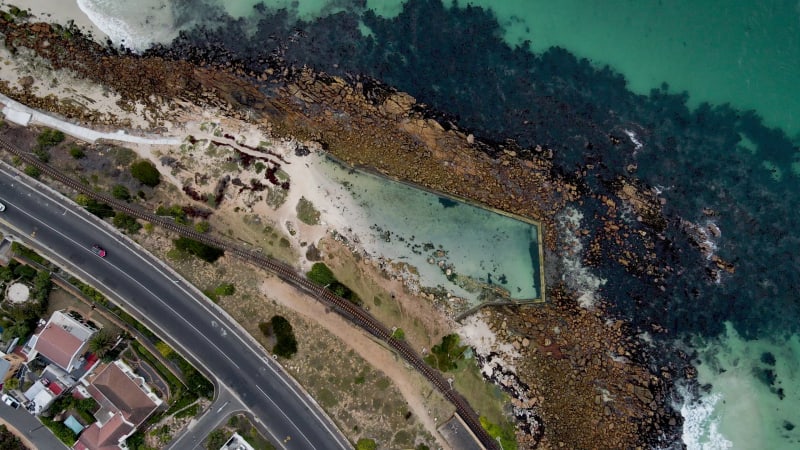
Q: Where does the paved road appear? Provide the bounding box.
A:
[166,389,243,450]
[0,164,350,450]
[0,401,68,449]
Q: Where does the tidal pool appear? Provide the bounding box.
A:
[317,157,542,305]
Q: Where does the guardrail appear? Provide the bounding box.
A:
[0,136,499,450]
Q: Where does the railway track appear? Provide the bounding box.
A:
[0,135,500,450]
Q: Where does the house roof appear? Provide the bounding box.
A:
[87,362,158,428]
[74,413,131,450]
[33,324,84,370]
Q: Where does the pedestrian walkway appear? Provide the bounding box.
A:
[0,93,182,145]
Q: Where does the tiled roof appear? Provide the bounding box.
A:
[74,413,131,450]
[33,324,84,370]
[88,363,158,428]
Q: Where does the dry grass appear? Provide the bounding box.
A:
[135,228,441,449]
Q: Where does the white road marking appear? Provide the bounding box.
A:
[0,166,348,449]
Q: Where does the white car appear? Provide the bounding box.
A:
[1,393,20,409]
[0,202,5,212]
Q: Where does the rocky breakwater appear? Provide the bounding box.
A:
[480,286,682,449]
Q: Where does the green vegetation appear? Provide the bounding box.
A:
[89,329,116,360]
[11,241,47,265]
[36,128,65,148]
[205,429,230,450]
[130,160,161,187]
[34,147,50,162]
[194,221,211,233]
[254,162,266,173]
[391,327,405,340]
[2,5,30,21]
[113,212,142,234]
[50,395,98,425]
[306,262,336,285]
[424,334,467,372]
[111,184,131,201]
[0,261,50,341]
[173,237,224,263]
[40,416,77,446]
[295,197,320,225]
[214,283,235,296]
[23,164,40,178]
[169,351,214,399]
[68,277,109,306]
[3,378,19,391]
[173,403,200,419]
[75,193,114,218]
[260,316,298,358]
[306,263,361,305]
[355,438,378,450]
[226,415,275,450]
[480,416,517,450]
[130,341,195,409]
[155,204,188,224]
[69,145,85,159]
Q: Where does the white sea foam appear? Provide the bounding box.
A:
[77,0,181,52]
[623,128,644,150]
[678,323,800,449]
[557,207,606,308]
[678,387,733,450]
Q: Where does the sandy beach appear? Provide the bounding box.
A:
[8,0,108,41]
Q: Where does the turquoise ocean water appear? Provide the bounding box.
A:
[70,0,800,448]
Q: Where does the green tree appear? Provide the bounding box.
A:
[36,128,65,148]
[270,315,298,358]
[13,264,36,280]
[0,424,24,449]
[3,378,19,392]
[1,322,30,341]
[113,212,142,234]
[173,237,224,263]
[75,193,114,218]
[23,165,40,178]
[306,263,336,286]
[32,269,52,302]
[130,160,161,187]
[355,438,378,450]
[111,184,131,201]
[89,329,115,359]
[391,328,405,340]
[424,334,467,372]
[69,145,85,159]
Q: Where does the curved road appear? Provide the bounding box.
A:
[0,164,350,450]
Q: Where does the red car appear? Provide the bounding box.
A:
[91,244,107,258]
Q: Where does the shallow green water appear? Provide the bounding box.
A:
[688,323,800,449]
[317,157,541,303]
[459,0,800,137]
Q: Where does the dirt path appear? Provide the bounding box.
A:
[259,277,455,450]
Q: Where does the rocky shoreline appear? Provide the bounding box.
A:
[0,16,691,448]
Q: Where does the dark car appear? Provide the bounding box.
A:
[91,244,107,258]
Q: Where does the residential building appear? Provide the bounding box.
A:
[74,360,163,450]
[26,310,97,373]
